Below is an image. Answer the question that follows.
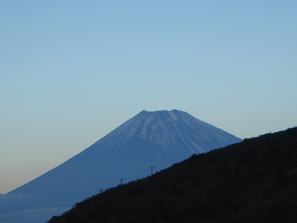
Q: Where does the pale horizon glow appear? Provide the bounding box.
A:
[1,1,297,194]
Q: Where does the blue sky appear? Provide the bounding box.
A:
[1,1,296,193]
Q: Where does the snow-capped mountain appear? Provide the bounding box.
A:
[92,109,241,158]
[1,110,241,223]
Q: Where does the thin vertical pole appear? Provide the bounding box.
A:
[150,167,154,176]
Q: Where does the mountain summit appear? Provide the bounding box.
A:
[2,110,241,223]
[95,109,241,157]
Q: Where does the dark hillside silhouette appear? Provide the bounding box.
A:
[48,127,297,223]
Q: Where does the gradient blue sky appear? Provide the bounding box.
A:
[1,1,296,193]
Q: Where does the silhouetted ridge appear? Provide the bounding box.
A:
[48,127,297,223]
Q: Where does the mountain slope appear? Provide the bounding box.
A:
[48,127,297,223]
[8,110,240,207]
[2,110,240,223]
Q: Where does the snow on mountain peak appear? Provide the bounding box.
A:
[96,109,241,155]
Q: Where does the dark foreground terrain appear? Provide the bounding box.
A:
[48,127,297,223]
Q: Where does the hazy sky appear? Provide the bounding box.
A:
[1,1,296,194]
